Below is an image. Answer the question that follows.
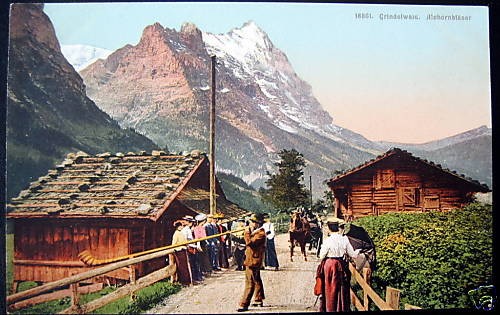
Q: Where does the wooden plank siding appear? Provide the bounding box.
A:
[329,149,489,221]
[13,219,132,283]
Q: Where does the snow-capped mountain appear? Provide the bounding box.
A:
[61,44,112,71]
[76,21,491,191]
[202,22,380,153]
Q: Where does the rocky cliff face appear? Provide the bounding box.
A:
[78,20,491,192]
[6,4,158,199]
[80,21,377,191]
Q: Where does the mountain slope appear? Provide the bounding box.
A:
[6,4,158,199]
[418,135,492,187]
[377,125,492,152]
[79,21,377,195]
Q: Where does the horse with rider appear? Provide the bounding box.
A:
[288,207,323,261]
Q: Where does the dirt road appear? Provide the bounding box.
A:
[149,233,321,314]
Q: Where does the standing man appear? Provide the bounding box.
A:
[232,218,246,271]
[263,213,279,271]
[215,214,230,269]
[182,215,203,284]
[205,214,221,271]
[237,213,267,312]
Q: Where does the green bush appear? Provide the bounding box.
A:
[355,203,493,309]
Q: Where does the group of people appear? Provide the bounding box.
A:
[171,210,361,313]
[169,212,280,289]
[170,213,231,286]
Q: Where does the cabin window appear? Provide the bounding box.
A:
[424,195,440,209]
[375,169,395,189]
[401,187,420,206]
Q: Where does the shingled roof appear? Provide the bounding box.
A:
[328,148,490,192]
[6,150,249,221]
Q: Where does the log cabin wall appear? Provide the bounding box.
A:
[13,218,137,284]
[331,152,487,220]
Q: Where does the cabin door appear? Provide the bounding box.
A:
[397,186,421,211]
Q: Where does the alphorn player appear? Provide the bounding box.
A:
[237,213,267,312]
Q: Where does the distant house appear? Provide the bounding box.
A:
[327,148,490,221]
[6,150,249,288]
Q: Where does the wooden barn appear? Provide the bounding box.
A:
[6,150,249,289]
[327,148,490,221]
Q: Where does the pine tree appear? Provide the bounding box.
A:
[261,149,309,213]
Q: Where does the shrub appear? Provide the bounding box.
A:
[355,203,493,309]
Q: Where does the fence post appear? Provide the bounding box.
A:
[363,268,372,311]
[386,287,401,310]
[129,266,137,302]
[70,283,81,313]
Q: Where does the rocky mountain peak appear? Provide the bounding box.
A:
[139,22,168,46]
[180,22,200,35]
[10,3,60,52]
[179,22,205,54]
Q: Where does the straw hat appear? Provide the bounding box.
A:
[325,216,345,225]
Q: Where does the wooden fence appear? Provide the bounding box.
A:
[7,227,421,313]
[6,229,239,314]
[349,264,421,311]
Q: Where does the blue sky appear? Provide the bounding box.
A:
[44,2,491,143]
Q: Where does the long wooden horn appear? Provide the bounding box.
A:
[78,227,247,266]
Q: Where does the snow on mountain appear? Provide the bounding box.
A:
[61,44,112,71]
[202,21,380,153]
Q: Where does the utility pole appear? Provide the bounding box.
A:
[309,175,313,212]
[209,55,216,215]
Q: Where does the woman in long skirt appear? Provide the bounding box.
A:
[263,215,279,270]
[317,219,359,312]
[172,221,192,285]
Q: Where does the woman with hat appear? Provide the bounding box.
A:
[316,218,360,312]
[171,220,192,286]
[237,213,267,312]
[194,213,212,276]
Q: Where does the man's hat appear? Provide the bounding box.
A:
[182,215,196,222]
[213,212,225,219]
[326,216,345,227]
[249,213,265,223]
[195,213,207,222]
[237,217,245,222]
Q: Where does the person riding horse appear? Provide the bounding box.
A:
[289,209,311,261]
[304,211,323,256]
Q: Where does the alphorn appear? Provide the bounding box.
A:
[78,227,248,266]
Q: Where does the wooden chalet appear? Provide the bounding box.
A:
[327,148,490,220]
[6,150,250,288]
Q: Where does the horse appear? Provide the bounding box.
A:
[307,223,323,257]
[289,212,310,261]
[303,213,323,257]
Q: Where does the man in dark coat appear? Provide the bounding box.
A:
[237,213,267,312]
[204,214,221,271]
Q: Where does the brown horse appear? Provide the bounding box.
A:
[289,212,310,261]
